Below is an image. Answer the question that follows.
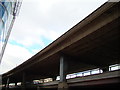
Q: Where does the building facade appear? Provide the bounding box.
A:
[0,0,21,63]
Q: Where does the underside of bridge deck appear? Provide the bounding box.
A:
[1,2,120,90]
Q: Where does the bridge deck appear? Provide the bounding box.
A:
[1,2,120,90]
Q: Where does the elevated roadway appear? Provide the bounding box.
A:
[2,1,120,89]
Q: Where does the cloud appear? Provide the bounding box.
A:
[11,0,107,47]
[0,0,108,74]
[0,43,33,74]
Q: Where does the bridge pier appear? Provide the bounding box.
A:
[100,66,109,73]
[58,55,69,90]
[37,86,41,90]
[15,82,17,86]
[5,78,9,90]
[22,72,26,90]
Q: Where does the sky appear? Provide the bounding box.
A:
[0,0,108,74]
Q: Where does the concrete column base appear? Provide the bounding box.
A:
[58,82,68,90]
[37,86,40,90]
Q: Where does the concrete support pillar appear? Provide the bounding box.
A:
[15,82,17,87]
[58,55,68,90]
[101,66,109,73]
[22,72,26,90]
[4,83,7,89]
[5,78,9,90]
[52,76,56,81]
[37,86,41,90]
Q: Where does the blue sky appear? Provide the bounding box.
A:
[9,36,52,54]
[0,0,108,74]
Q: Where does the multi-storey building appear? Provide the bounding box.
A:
[0,0,21,63]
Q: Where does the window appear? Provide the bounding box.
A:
[69,73,77,78]
[0,4,5,18]
[56,76,60,80]
[83,71,90,76]
[66,75,71,79]
[109,64,120,71]
[91,68,100,74]
[76,72,83,77]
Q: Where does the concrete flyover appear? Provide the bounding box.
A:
[1,1,120,90]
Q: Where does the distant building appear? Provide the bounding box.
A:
[0,0,21,63]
